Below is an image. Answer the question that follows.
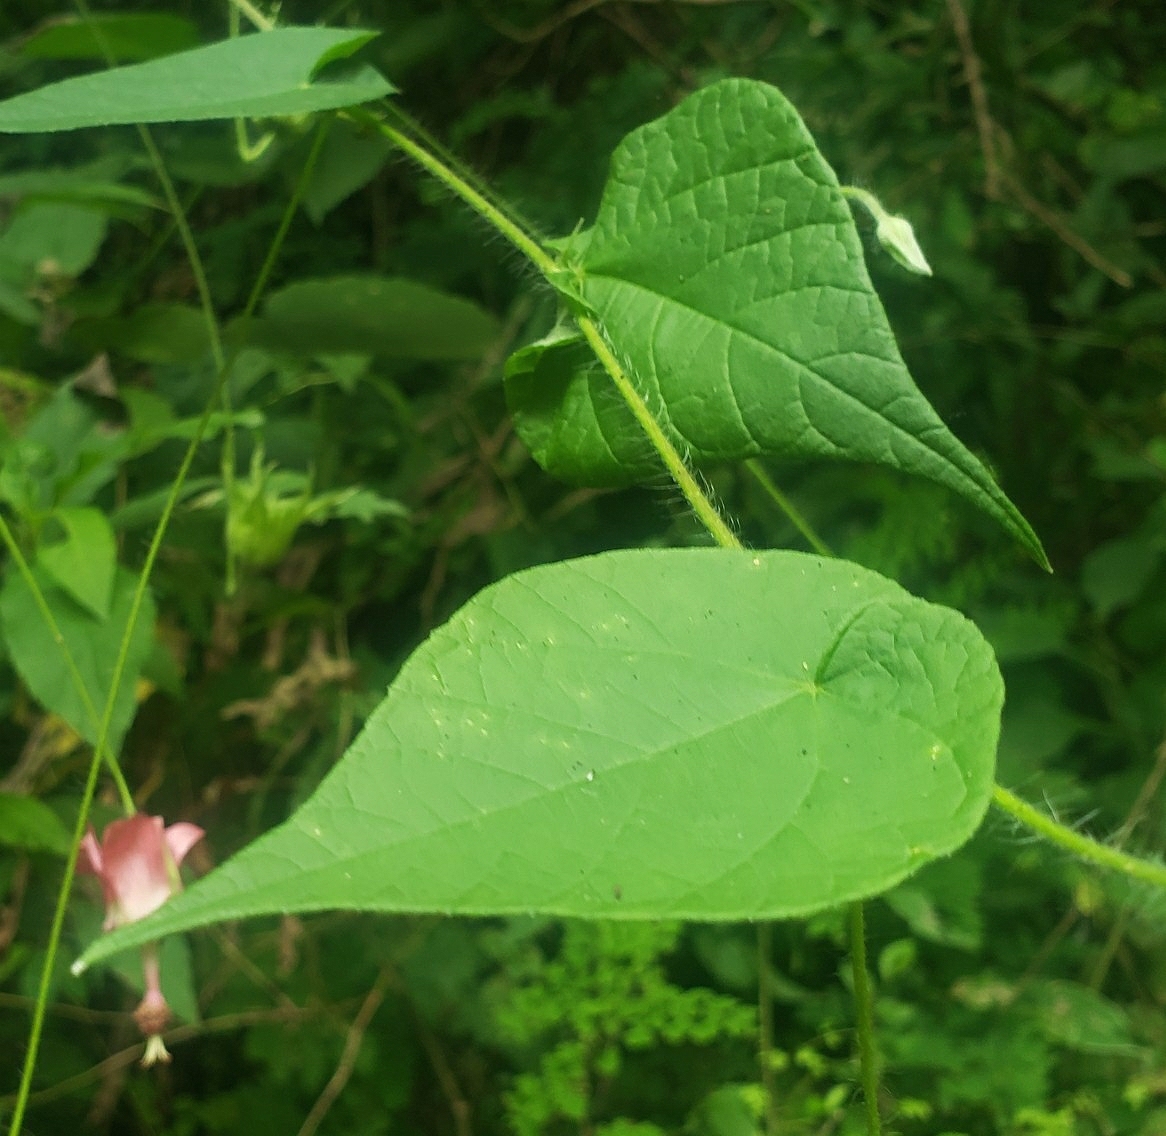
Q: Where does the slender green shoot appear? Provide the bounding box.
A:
[849,902,882,1136]
[993,785,1166,889]
[745,459,833,556]
[353,106,557,280]
[7,107,330,1136]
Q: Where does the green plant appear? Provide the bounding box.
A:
[0,7,1163,1135]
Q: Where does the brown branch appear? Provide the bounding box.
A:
[1001,170,1134,287]
[946,0,1000,199]
[296,965,395,1136]
[411,1000,473,1136]
[0,1003,326,1111]
[946,0,1132,287]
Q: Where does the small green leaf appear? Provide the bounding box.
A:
[301,118,394,224]
[0,202,108,275]
[0,27,395,133]
[0,564,155,750]
[38,505,117,619]
[1024,980,1141,1057]
[506,79,1047,568]
[250,274,500,360]
[77,548,1003,967]
[0,793,71,854]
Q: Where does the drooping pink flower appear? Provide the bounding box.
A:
[77,813,204,1064]
[78,813,204,930]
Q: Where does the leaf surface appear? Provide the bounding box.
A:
[250,274,500,360]
[0,27,394,132]
[0,793,71,854]
[78,548,1002,967]
[38,506,117,619]
[0,564,155,750]
[506,79,1046,566]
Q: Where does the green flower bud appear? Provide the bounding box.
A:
[839,186,933,277]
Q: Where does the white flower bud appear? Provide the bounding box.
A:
[839,186,933,277]
[874,212,933,277]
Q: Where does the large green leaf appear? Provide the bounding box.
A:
[0,564,155,750]
[506,79,1047,568]
[77,548,1002,968]
[0,27,394,133]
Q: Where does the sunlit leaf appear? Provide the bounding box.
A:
[78,548,1002,966]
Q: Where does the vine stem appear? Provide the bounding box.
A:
[992,785,1166,888]
[756,923,780,1136]
[575,318,741,549]
[358,106,742,552]
[744,459,832,556]
[849,902,882,1136]
[6,104,330,1136]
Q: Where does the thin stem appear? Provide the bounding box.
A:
[992,785,1166,889]
[8,111,330,1136]
[0,516,134,814]
[849,902,881,1136]
[353,107,558,280]
[228,0,275,32]
[756,923,779,1136]
[838,185,883,217]
[576,317,741,549]
[358,104,741,551]
[7,697,117,1136]
[745,459,833,556]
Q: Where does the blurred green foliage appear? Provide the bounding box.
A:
[0,1,1164,1134]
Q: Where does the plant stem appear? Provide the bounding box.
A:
[575,318,741,549]
[0,517,134,815]
[360,105,742,551]
[228,0,275,32]
[756,923,780,1136]
[744,459,833,556]
[849,902,881,1136]
[992,785,1166,889]
[7,109,329,1136]
[5,681,116,1136]
[357,108,557,280]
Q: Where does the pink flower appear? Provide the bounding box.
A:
[77,813,204,1064]
[78,813,204,930]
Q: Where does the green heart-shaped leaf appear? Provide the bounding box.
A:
[506,79,1046,567]
[78,549,1002,969]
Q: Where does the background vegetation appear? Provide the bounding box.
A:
[1,1,1165,1133]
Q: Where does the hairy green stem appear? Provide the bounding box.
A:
[576,319,741,549]
[0,517,133,814]
[359,105,741,551]
[849,902,881,1136]
[357,108,557,279]
[992,785,1166,889]
[744,459,833,556]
